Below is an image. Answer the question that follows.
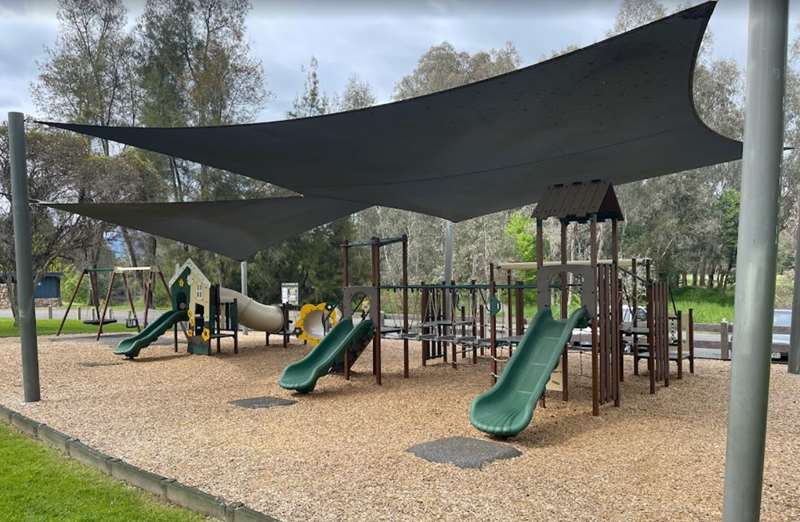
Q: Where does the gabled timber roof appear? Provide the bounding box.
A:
[532,181,623,222]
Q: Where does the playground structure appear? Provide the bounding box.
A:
[113,259,293,359]
[278,236,404,391]
[6,3,788,517]
[56,266,172,338]
[278,182,697,438]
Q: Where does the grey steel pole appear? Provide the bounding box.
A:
[790,222,800,374]
[240,261,249,335]
[8,112,41,402]
[723,1,788,520]
[443,220,454,319]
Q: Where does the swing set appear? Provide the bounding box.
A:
[57,266,172,340]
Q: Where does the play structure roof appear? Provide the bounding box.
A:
[532,181,623,222]
[43,1,741,257]
[46,197,366,260]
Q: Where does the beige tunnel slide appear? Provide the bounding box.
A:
[219,287,285,333]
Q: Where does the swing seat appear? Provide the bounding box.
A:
[82,319,118,325]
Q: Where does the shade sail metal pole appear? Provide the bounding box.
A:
[8,112,40,403]
[443,220,454,320]
[722,1,788,520]
[791,223,800,374]
[240,261,248,335]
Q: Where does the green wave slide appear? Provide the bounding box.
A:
[470,307,588,438]
[114,309,188,359]
[279,318,374,394]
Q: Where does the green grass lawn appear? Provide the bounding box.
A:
[671,286,735,323]
[0,318,130,338]
[0,422,204,522]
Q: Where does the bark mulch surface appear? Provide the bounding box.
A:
[1,334,798,521]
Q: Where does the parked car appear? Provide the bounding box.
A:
[772,309,791,361]
[621,304,647,324]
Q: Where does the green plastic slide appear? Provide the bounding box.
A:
[279,318,374,393]
[114,309,188,359]
[470,307,588,438]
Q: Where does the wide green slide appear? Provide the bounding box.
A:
[114,309,188,359]
[470,307,588,438]
[279,318,373,393]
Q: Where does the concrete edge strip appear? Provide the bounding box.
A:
[0,405,278,522]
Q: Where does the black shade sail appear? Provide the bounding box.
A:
[41,2,741,223]
[44,197,367,260]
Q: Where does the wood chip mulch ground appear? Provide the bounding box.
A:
[0,334,798,521]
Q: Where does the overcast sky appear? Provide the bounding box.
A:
[1,0,797,123]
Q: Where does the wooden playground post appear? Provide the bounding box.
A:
[402,235,409,378]
[632,257,639,375]
[514,280,524,336]
[142,271,154,328]
[560,221,568,319]
[590,215,599,416]
[599,264,607,404]
[677,310,683,379]
[471,280,478,364]
[489,263,497,384]
[612,218,622,393]
[506,270,513,339]
[688,308,695,374]
[96,271,116,340]
[57,269,86,336]
[90,271,101,320]
[559,219,569,401]
[478,297,485,356]
[121,272,141,333]
[646,284,656,394]
[420,286,429,366]
[451,282,457,368]
[371,239,382,385]
[342,240,350,379]
[662,284,670,387]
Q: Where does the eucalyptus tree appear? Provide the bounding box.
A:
[287,57,330,118]
[32,0,138,155]
[31,0,148,274]
[136,0,268,201]
[336,75,377,112]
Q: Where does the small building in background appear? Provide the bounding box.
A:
[34,272,63,306]
[0,272,63,308]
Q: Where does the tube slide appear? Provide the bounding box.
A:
[219,287,285,333]
[470,307,587,438]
